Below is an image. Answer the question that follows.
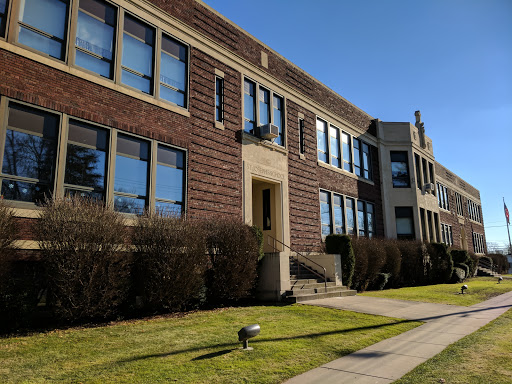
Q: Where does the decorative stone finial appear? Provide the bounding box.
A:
[415,110,426,148]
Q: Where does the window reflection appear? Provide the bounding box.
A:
[273,95,283,146]
[0,0,8,37]
[75,0,116,78]
[391,151,410,188]
[244,80,256,133]
[160,34,187,107]
[18,0,69,60]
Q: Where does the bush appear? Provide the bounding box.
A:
[36,197,130,322]
[455,263,470,279]
[451,267,466,283]
[488,254,509,274]
[383,240,402,288]
[427,243,453,284]
[350,237,369,291]
[251,225,264,262]
[397,240,429,287]
[371,272,391,291]
[205,218,260,303]
[325,234,355,287]
[134,213,207,312]
[350,237,387,292]
[468,252,479,277]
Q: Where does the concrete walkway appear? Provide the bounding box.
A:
[284,291,512,384]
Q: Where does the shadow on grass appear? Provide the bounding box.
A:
[192,349,234,360]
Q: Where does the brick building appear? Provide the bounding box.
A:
[0,0,485,299]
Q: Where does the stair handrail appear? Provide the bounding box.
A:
[266,235,327,292]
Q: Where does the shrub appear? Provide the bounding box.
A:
[383,240,402,288]
[397,240,428,286]
[455,263,470,279]
[468,252,479,277]
[36,197,130,322]
[427,243,453,284]
[134,213,207,312]
[251,225,264,262]
[350,237,368,291]
[488,254,509,274]
[451,267,466,283]
[371,272,391,291]
[325,234,355,287]
[205,218,260,303]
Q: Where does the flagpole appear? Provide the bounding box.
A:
[505,197,512,255]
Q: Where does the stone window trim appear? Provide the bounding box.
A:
[0,97,187,215]
[215,74,224,129]
[5,0,191,110]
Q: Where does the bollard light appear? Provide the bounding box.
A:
[238,324,260,350]
[460,284,468,294]
[498,277,503,284]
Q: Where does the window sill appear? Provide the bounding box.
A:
[317,161,374,185]
[215,121,225,130]
[242,132,288,155]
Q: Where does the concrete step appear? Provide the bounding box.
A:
[290,279,335,287]
[285,285,350,296]
[286,289,357,303]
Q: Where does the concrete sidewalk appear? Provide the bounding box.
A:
[284,291,512,384]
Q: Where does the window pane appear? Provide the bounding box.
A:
[216,77,223,123]
[155,201,182,216]
[320,190,331,236]
[391,151,410,187]
[160,50,186,91]
[358,201,365,236]
[114,155,147,196]
[333,194,344,234]
[18,0,68,59]
[1,179,51,203]
[342,133,352,172]
[114,195,145,214]
[76,50,112,78]
[317,119,328,163]
[346,198,355,234]
[330,127,340,167]
[76,8,114,60]
[65,144,106,191]
[160,86,185,107]
[259,88,270,125]
[122,69,151,94]
[244,80,255,133]
[273,95,283,146]
[156,165,183,202]
[362,143,371,179]
[2,130,56,181]
[353,138,361,176]
[0,0,8,37]
[117,134,149,159]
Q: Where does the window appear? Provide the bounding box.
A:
[75,0,116,78]
[472,232,485,254]
[437,183,450,210]
[395,207,414,240]
[346,197,355,235]
[414,153,421,189]
[367,203,375,238]
[155,145,184,215]
[316,118,328,163]
[1,103,59,203]
[0,0,8,37]
[64,120,108,200]
[429,162,435,194]
[160,34,187,107]
[299,119,305,155]
[113,134,149,214]
[17,0,69,60]
[455,192,464,216]
[354,139,372,180]
[441,223,453,246]
[262,188,271,230]
[467,199,482,223]
[342,132,352,172]
[420,208,427,241]
[390,151,410,187]
[422,158,428,185]
[329,125,340,168]
[333,194,344,234]
[243,78,285,146]
[121,13,154,94]
[272,94,284,146]
[320,190,331,236]
[357,201,365,237]
[215,77,224,123]
[427,210,434,242]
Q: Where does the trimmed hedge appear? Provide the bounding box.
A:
[427,242,453,284]
[325,234,355,287]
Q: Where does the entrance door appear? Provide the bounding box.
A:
[252,178,282,253]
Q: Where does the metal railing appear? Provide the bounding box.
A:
[478,258,499,275]
[266,235,327,292]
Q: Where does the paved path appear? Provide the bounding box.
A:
[284,291,512,384]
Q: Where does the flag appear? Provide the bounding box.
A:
[505,201,510,225]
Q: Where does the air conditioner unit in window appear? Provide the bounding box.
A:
[258,123,279,140]
[423,183,435,192]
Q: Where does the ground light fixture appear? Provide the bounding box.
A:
[498,276,503,284]
[460,284,468,294]
[238,324,260,350]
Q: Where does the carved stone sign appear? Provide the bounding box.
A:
[246,163,285,180]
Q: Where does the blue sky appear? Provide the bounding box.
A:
[202,0,512,252]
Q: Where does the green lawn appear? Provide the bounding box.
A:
[394,309,512,384]
[360,277,512,306]
[0,305,420,383]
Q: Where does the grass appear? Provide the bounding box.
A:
[394,309,512,384]
[360,277,512,306]
[0,305,420,383]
